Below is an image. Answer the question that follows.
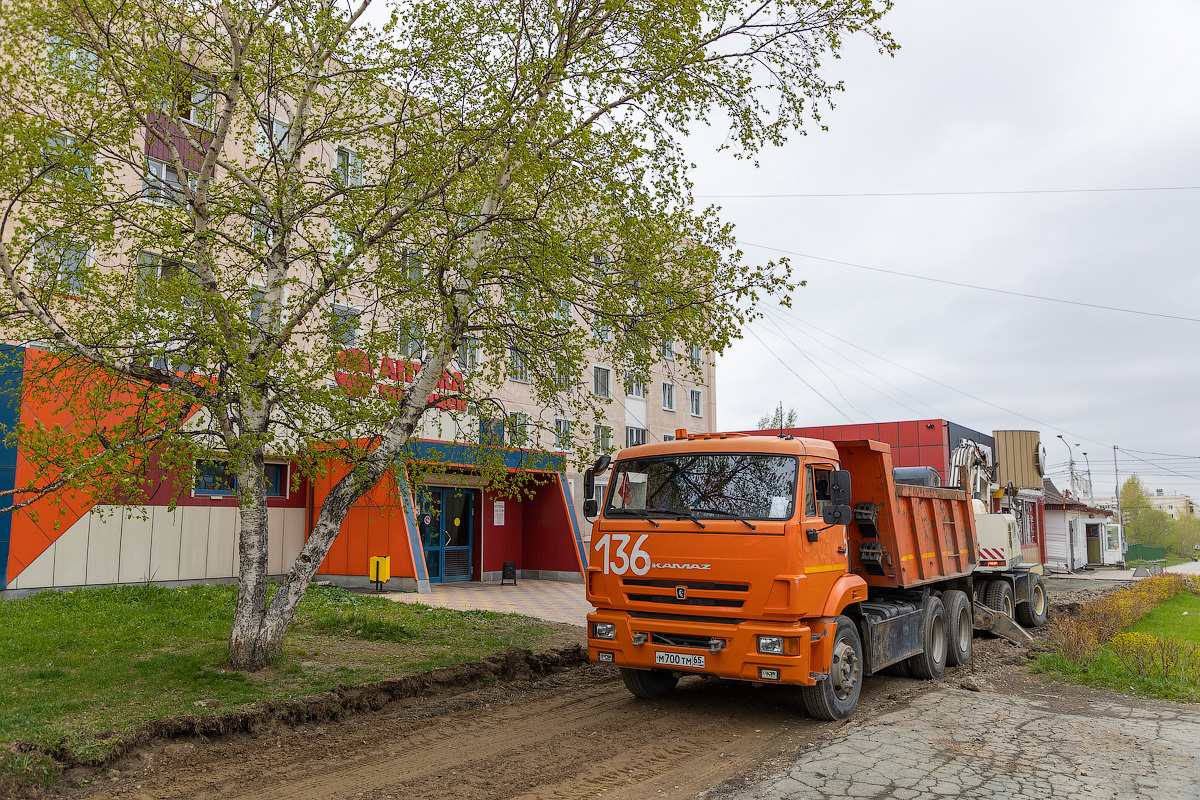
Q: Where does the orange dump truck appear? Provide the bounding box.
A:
[583,432,1047,719]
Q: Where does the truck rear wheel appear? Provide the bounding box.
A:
[984,581,1014,618]
[1015,574,1048,628]
[619,667,679,699]
[904,596,947,680]
[801,615,863,721]
[942,590,972,667]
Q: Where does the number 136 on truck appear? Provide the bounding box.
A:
[583,431,1047,720]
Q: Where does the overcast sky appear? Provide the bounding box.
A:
[687,1,1200,500]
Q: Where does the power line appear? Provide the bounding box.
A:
[1121,450,1200,482]
[744,326,852,422]
[700,185,1200,199]
[767,305,1110,450]
[757,308,937,418]
[739,241,1200,324]
[755,317,876,422]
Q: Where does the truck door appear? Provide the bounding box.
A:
[803,464,849,602]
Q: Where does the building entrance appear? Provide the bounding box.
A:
[419,487,474,582]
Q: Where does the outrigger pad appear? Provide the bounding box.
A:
[972,604,1034,644]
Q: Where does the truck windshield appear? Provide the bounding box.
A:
[604,453,798,521]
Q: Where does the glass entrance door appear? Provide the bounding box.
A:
[419,488,474,582]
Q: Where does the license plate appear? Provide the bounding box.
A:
[655,651,705,669]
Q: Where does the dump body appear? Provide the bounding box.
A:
[835,440,979,588]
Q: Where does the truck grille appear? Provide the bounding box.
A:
[650,632,725,650]
[629,610,744,625]
[622,579,750,592]
[626,594,744,608]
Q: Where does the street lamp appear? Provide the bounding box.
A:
[1056,434,1076,497]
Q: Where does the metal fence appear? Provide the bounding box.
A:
[1126,544,1167,562]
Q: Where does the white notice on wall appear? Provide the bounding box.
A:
[494,500,505,526]
[769,496,789,518]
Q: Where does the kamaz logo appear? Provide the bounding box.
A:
[652,562,712,570]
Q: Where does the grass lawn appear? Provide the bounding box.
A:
[0,583,576,791]
[1127,590,1200,643]
[1034,585,1200,703]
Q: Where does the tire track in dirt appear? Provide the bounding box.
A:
[65,664,896,800]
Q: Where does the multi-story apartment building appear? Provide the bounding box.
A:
[1093,490,1195,521]
[0,25,720,595]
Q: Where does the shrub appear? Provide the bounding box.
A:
[1110,632,1200,685]
[1050,573,1188,663]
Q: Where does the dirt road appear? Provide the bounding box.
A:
[62,658,936,800]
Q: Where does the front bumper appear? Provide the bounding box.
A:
[587,609,820,685]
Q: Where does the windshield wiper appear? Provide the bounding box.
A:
[607,508,660,527]
[689,508,757,531]
[667,509,707,529]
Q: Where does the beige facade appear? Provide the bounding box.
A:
[487,339,717,531]
[1093,491,1194,520]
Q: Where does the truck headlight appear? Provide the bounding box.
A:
[592,622,617,640]
[757,635,784,654]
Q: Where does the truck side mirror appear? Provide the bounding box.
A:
[822,504,853,526]
[583,456,611,520]
[829,470,852,505]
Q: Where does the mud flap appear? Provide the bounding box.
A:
[972,604,1033,644]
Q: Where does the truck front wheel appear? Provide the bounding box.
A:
[1015,574,1049,628]
[984,580,1015,618]
[801,615,863,721]
[619,667,679,699]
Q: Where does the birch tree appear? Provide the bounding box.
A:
[0,0,896,669]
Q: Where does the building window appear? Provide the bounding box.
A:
[508,411,529,446]
[43,134,93,182]
[249,284,265,326]
[143,156,194,204]
[33,240,88,295]
[628,379,646,399]
[44,34,101,84]
[626,426,647,447]
[400,322,423,360]
[689,388,702,417]
[264,463,287,497]
[591,252,609,279]
[662,433,676,441]
[509,348,530,383]
[336,146,363,186]
[593,366,611,398]
[554,359,574,390]
[195,460,236,495]
[554,418,573,451]
[458,337,478,372]
[176,78,214,129]
[661,382,675,411]
[661,339,675,361]
[249,205,277,246]
[330,304,361,348]
[594,423,613,453]
[554,300,572,324]
[594,315,612,342]
[480,418,505,446]
[690,345,702,368]
[258,115,289,158]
